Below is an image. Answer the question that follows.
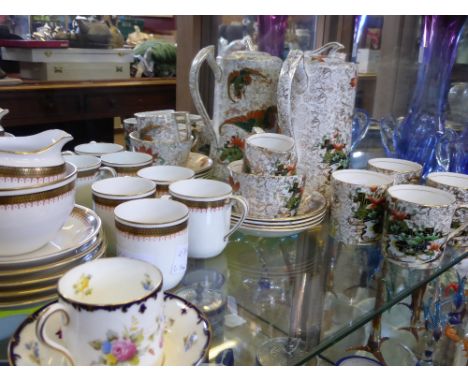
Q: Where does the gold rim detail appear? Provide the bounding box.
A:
[0,163,66,177]
[115,220,188,236]
[171,197,229,209]
[0,181,75,205]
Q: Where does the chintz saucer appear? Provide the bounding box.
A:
[8,293,211,366]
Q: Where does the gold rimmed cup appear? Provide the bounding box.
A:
[115,198,190,290]
[91,176,156,256]
[383,184,468,268]
[368,158,422,185]
[101,151,154,177]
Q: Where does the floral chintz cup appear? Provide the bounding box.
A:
[115,198,190,290]
[331,169,394,245]
[426,172,468,247]
[383,184,468,268]
[169,179,249,259]
[367,158,422,185]
[36,257,165,366]
[244,133,297,176]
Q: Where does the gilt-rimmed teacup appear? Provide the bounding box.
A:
[74,141,124,157]
[331,169,394,245]
[244,133,297,176]
[368,158,422,185]
[228,160,305,219]
[92,177,156,256]
[426,172,468,247]
[137,166,195,197]
[101,151,153,177]
[383,184,468,268]
[64,154,116,208]
[36,257,165,365]
[115,198,189,290]
[169,179,249,259]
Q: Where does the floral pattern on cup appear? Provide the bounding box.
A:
[331,170,393,245]
[88,316,163,366]
[228,160,305,219]
[73,274,92,296]
[383,199,449,265]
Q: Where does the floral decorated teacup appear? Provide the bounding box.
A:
[331,169,394,245]
[426,172,468,247]
[36,257,165,366]
[383,184,468,268]
[367,158,422,185]
[244,133,297,176]
[228,160,305,219]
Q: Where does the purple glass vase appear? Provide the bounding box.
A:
[257,16,288,58]
[380,16,467,176]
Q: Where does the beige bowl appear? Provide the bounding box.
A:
[0,163,77,256]
[228,160,305,219]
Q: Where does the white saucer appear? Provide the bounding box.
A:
[185,152,213,175]
[8,293,211,366]
[0,205,101,268]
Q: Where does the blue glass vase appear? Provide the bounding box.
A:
[380,16,467,176]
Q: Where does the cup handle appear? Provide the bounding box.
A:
[61,150,75,156]
[160,194,172,200]
[36,302,75,365]
[225,195,249,241]
[446,204,468,243]
[98,166,117,178]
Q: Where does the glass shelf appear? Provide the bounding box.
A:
[171,217,467,366]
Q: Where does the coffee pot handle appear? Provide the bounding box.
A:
[36,302,75,365]
[277,50,303,139]
[225,195,249,241]
[189,46,222,146]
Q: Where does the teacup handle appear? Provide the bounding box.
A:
[62,150,75,156]
[36,302,75,366]
[446,204,468,243]
[98,166,117,179]
[225,195,249,241]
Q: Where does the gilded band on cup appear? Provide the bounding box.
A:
[115,220,188,237]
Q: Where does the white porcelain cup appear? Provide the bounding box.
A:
[92,177,156,256]
[63,154,116,208]
[101,151,154,177]
[36,257,165,365]
[137,166,195,197]
[115,199,190,290]
[74,141,124,157]
[367,158,422,185]
[331,169,394,245]
[168,179,249,259]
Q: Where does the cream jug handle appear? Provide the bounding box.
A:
[36,302,75,365]
[277,50,303,139]
[189,46,222,145]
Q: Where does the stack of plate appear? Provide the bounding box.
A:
[185,152,213,179]
[0,205,106,340]
[231,191,328,238]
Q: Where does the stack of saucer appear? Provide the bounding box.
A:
[231,189,327,238]
[0,205,105,340]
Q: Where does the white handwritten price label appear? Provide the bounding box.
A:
[171,245,188,274]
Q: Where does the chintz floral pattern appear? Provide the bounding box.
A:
[277,49,357,198]
[427,176,468,247]
[382,197,454,266]
[228,160,305,219]
[331,181,388,244]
